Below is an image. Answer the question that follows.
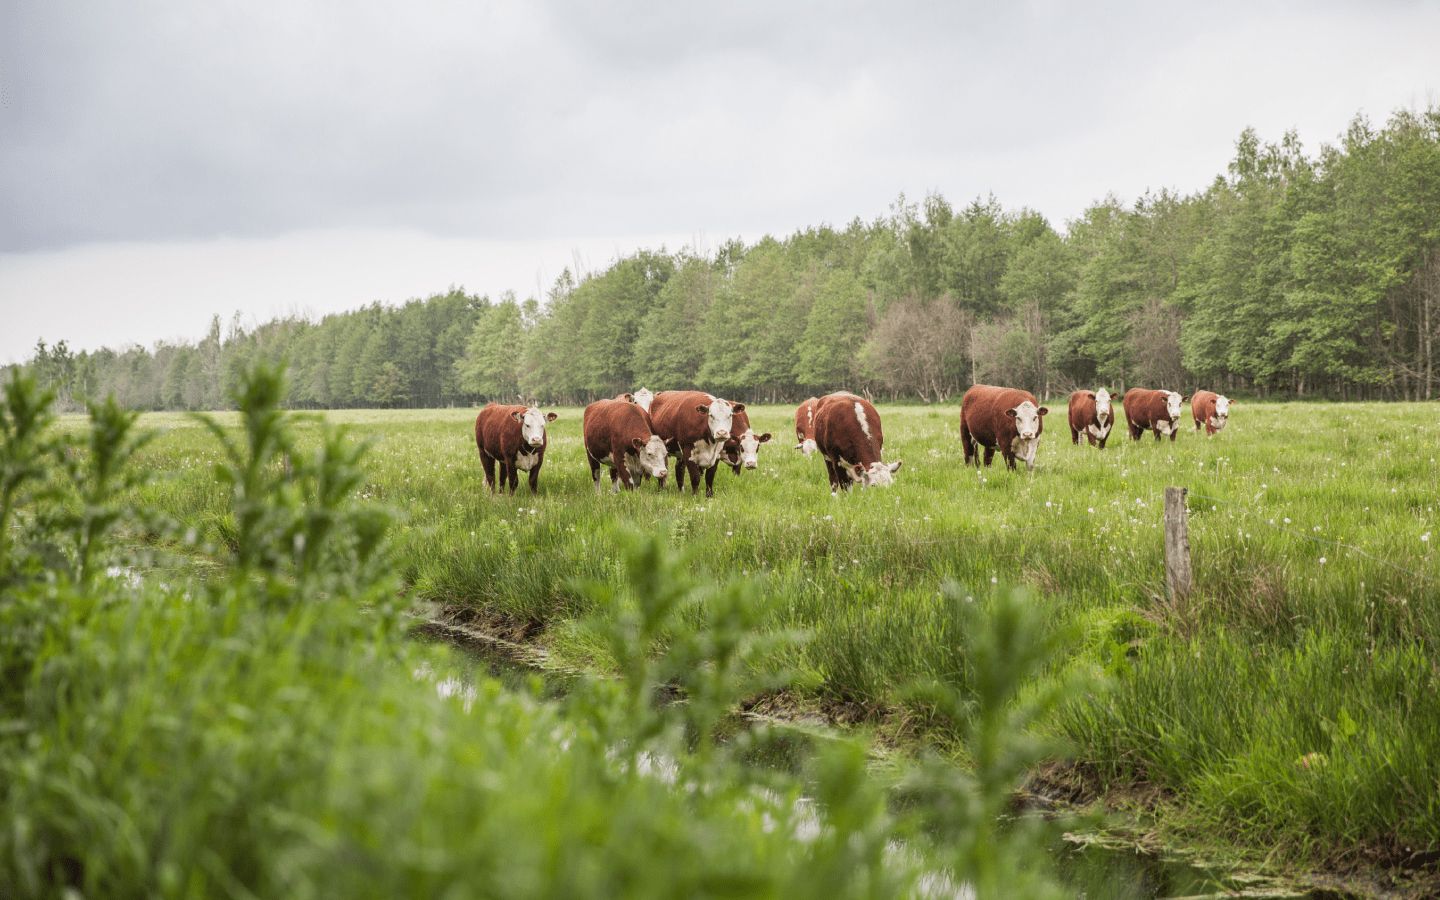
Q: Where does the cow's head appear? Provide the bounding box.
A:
[851,460,902,488]
[1165,392,1184,421]
[633,388,654,413]
[1005,401,1049,441]
[695,399,740,441]
[1211,395,1231,430]
[1094,388,1113,421]
[511,407,557,447]
[795,437,819,455]
[630,435,669,479]
[725,430,772,473]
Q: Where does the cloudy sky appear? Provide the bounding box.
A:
[2,1,1438,363]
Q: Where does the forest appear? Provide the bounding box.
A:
[15,106,1440,410]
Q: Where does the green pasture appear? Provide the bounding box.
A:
[128,400,1440,865]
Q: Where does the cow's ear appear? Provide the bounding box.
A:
[621,393,634,402]
[757,432,772,443]
[1037,407,1049,416]
[1179,395,1189,403]
[511,411,524,422]
[888,460,902,473]
[731,402,746,413]
[695,404,709,415]
[1006,408,1018,418]
[631,437,645,451]
[852,463,865,477]
[546,412,557,422]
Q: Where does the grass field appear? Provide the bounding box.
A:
[129,399,1440,870]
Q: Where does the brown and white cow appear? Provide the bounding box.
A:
[721,406,772,475]
[959,385,1050,471]
[794,396,820,455]
[812,392,901,491]
[1122,388,1186,442]
[1191,390,1232,435]
[583,399,669,492]
[648,390,744,497]
[474,403,557,495]
[1067,388,1117,449]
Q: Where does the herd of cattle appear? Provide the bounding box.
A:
[473,385,1234,496]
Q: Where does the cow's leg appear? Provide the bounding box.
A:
[1194,418,1202,432]
[684,450,703,494]
[1098,435,1108,449]
[1169,427,1178,442]
[614,445,634,490]
[960,421,976,467]
[480,451,497,492]
[1003,451,1017,471]
[1070,425,1080,445]
[675,447,691,492]
[1085,429,1097,447]
[982,446,995,467]
[588,454,602,494]
[824,459,840,493]
[609,467,621,493]
[504,459,519,493]
[528,458,542,494]
[703,464,717,498]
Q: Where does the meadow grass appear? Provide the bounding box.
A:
[124,400,1440,867]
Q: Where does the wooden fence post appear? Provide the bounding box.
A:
[1164,486,1193,603]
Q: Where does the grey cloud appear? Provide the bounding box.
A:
[2,0,1438,253]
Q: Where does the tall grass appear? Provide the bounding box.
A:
[2,369,1088,898]
[113,398,1440,868]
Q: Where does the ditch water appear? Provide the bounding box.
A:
[418,617,1354,900]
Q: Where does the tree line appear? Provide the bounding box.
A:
[14,105,1440,411]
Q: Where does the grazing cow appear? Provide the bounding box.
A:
[1122,388,1186,442]
[959,385,1050,471]
[1191,390,1232,435]
[474,403,556,494]
[582,399,669,492]
[812,392,902,491]
[1067,388,1117,449]
[648,390,744,497]
[794,397,819,455]
[722,406,772,474]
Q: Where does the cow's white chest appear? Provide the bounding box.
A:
[1208,416,1226,432]
[1156,420,1177,437]
[1087,420,1112,440]
[514,450,540,471]
[1010,435,1039,468]
[691,439,724,468]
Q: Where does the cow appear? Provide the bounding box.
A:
[1122,388,1187,442]
[721,406,772,474]
[647,390,744,497]
[1191,390,1232,435]
[959,385,1050,471]
[474,403,556,495]
[582,399,669,492]
[812,392,901,492]
[1067,388,1117,449]
[794,396,820,455]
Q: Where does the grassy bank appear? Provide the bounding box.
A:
[126,399,1440,871]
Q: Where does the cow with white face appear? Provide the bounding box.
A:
[1067,388,1117,449]
[722,406,772,474]
[959,385,1050,472]
[583,399,669,492]
[474,403,557,495]
[811,392,902,492]
[1121,388,1188,442]
[632,388,655,413]
[647,390,746,498]
[1191,390,1233,435]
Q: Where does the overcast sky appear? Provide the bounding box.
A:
[2,1,1438,364]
